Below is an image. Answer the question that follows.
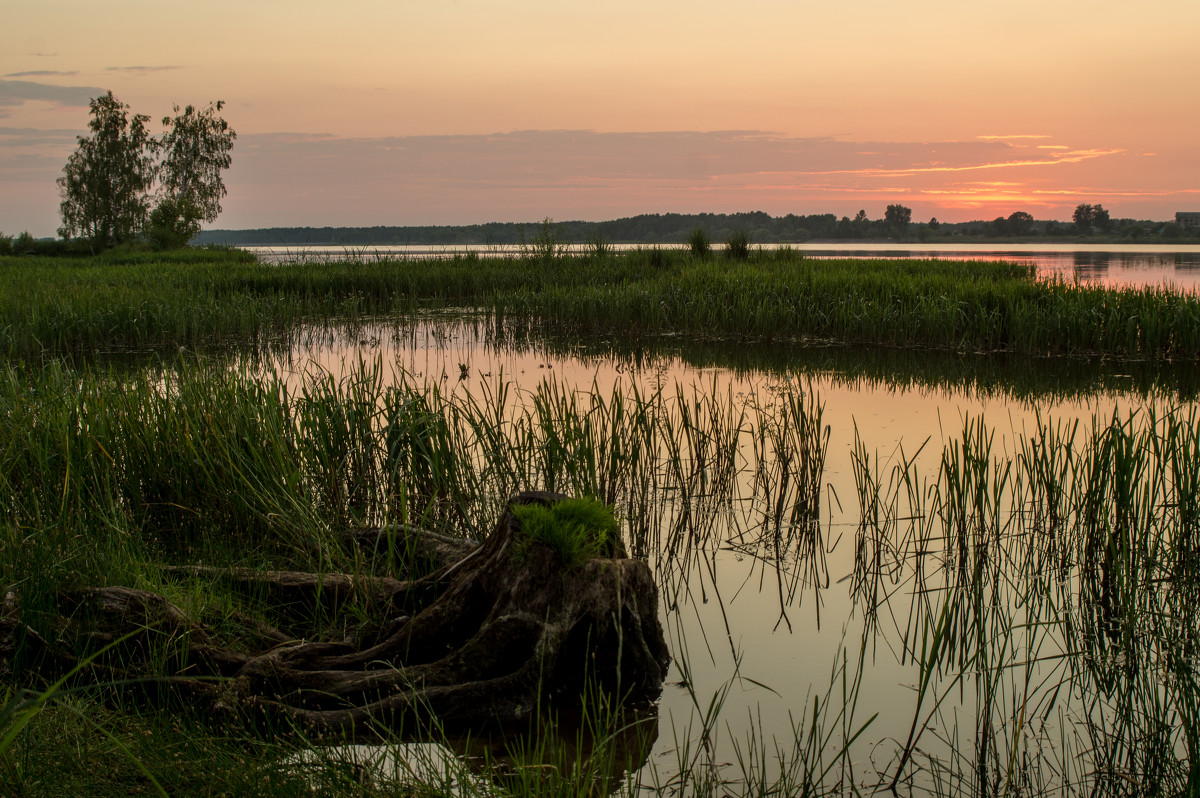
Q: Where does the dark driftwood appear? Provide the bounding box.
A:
[2,492,671,735]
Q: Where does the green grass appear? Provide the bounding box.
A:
[511,497,622,565]
[3,351,1200,792]
[5,246,1200,362]
[6,244,1200,794]
[724,229,749,260]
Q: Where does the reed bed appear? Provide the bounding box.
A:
[0,355,857,795]
[3,350,1200,794]
[849,406,1200,795]
[6,247,1200,363]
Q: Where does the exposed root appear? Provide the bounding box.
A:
[3,492,670,736]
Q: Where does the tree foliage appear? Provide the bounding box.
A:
[152,101,237,246]
[885,204,912,232]
[57,92,155,251]
[1073,203,1111,234]
[1006,211,1034,236]
[57,93,235,251]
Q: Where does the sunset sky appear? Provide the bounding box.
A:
[4,0,1198,236]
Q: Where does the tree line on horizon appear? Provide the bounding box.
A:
[192,205,1193,248]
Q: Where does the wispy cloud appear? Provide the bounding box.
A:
[0,80,103,117]
[236,130,1032,184]
[977,134,1051,140]
[212,129,1150,227]
[800,149,1124,178]
[105,65,183,74]
[3,125,1184,234]
[5,70,79,78]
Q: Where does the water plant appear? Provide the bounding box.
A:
[586,232,612,259]
[8,240,1200,794]
[6,248,1200,362]
[724,229,750,260]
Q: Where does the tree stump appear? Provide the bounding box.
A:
[3,492,671,736]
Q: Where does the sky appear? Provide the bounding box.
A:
[3,0,1199,236]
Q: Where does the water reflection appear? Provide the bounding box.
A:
[262,314,1200,403]
[297,704,659,795]
[238,316,1200,793]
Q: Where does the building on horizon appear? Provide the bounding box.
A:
[1177,212,1200,229]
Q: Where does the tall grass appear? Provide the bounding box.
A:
[724,229,750,261]
[6,248,1200,362]
[851,406,1200,794]
[0,355,856,795]
[5,348,1200,793]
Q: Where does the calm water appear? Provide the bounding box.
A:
[242,243,1200,291]
[265,317,1196,793]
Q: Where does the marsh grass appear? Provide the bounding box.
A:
[847,405,1200,795]
[5,338,1200,792]
[7,248,1200,363]
[724,229,750,261]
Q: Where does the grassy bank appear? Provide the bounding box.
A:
[4,247,1200,362]
[0,358,854,795]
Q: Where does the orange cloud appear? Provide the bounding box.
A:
[976,134,1052,140]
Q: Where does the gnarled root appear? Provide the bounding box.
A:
[3,492,671,737]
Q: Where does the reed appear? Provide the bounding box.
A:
[6,345,1200,793]
[6,248,1200,363]
[724,229,750,260]
[848,404,1200,795]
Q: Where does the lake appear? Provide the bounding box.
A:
[264,313,1198,794]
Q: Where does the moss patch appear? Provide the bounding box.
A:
[511,498,622,566]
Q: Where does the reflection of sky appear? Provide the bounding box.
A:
[258,318,1190,789]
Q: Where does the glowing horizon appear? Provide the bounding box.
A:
[4,0,1198,236]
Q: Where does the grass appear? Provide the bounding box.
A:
[724,229,749,261]
[4,347,1200,793]
[6,245,1200,794]
[845,405,1200,794]
[5,246,1200,363]
[0,351,855,795]
[511,497,622,565]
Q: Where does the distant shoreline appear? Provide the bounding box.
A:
[193,212,1200,248]
[209,236,1200,248]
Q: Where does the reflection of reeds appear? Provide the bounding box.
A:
[8,347,1200,793]
[849,406,1200,794]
